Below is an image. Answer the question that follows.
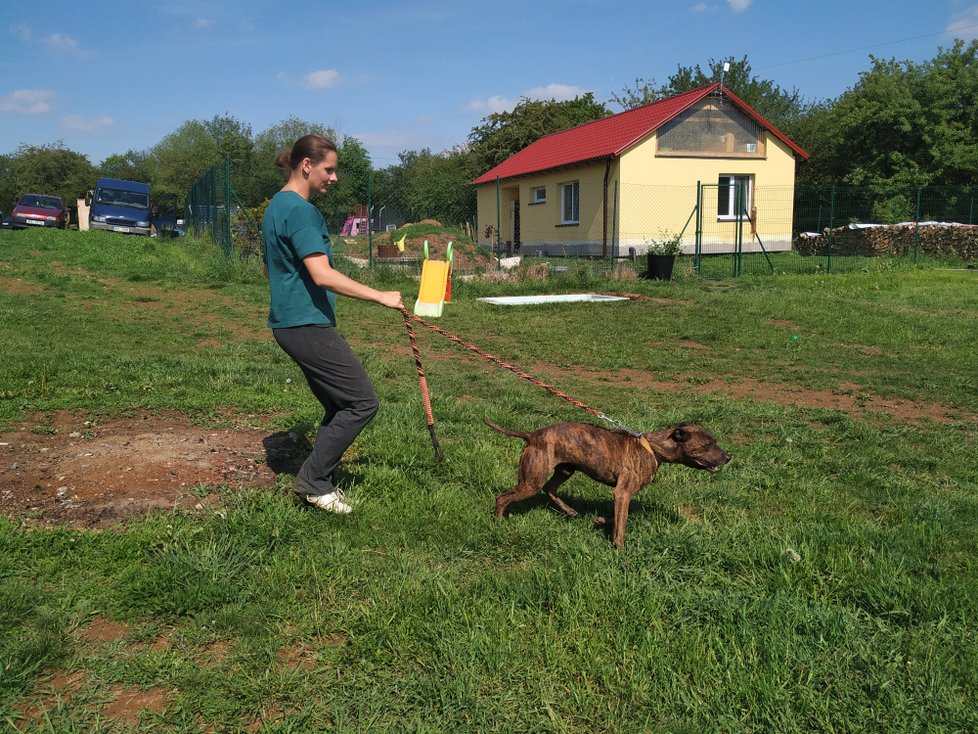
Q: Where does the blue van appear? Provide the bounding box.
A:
[86,178,152,236]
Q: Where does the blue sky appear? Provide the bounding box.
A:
[2,0,976,170]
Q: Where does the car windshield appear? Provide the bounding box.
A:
[20,195,62,210]
[97,188,149,209]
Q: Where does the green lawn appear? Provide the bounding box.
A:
[2,227,977,733]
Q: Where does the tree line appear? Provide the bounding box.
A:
[2,41,975,230]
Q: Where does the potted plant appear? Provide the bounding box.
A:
[643,233,681,281]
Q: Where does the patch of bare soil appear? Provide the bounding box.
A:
[0,411,306,529]
[523,363,974,425]
[101,685,173,725]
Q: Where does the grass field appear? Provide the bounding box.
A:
[1,227,977,732]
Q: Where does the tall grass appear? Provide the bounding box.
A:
[1,228,976,732]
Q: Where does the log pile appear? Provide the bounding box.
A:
[796,222,978,260]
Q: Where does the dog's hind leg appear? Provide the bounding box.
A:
[542,465,578,517]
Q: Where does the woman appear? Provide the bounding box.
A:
[263,133,404,513]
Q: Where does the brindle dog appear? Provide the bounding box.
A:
[486,420,731,548]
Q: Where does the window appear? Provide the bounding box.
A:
[560,181,579,224]
[531,186,546,204]
[718,175,752,220]
[657,97,765,158]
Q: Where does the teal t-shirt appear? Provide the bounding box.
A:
[262,190,337,329]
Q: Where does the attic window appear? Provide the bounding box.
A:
[657,99,765,158]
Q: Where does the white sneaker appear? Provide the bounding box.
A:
[304,490,352,514]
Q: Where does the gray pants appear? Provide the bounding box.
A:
[273,324,379,496]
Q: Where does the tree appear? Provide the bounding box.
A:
[656,56,812,135]
[250,117,338,204]
[795,40,978,189]
[0,154,16,213]
[148,120,221,200]
[468,94,610,175]
[9,142,95,206]
[203,114,254,201]
[609,77,664,110]
[321,135,372,232]
[97,149,152,183]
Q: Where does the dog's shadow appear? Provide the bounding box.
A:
[504,495,684,542]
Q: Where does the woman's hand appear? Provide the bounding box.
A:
[377,290,405,310]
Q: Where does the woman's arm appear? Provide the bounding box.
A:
[303,253,404,310]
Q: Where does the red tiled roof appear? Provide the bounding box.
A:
[471,82,808,186]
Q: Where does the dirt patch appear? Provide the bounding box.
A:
[528,364,974,425]
[12,669,88,724]
[0,411,290,529]
[101,685,172,725]
[79,616,132,644]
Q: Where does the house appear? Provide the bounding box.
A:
[471,83,809,258]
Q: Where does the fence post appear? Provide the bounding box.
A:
[224,158,232,256]
[914,187,922,262]
[367,169,373,268]
[495,176,502,270]
[734,180,744,277]
[827,185,835,274]
[694,180,702,274]
[612,179,619,264]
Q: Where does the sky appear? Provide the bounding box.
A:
[2,0,977,170]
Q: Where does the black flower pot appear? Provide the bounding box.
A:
[643,253,676,281]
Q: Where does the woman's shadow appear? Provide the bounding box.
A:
[261,425,361,487]
[262,426,314,476]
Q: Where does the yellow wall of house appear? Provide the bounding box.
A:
[616,132,798,253]
[475,132,798,254]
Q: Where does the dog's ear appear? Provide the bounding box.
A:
[670,427,690,443]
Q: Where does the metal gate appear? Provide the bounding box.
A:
[695,181,774,277]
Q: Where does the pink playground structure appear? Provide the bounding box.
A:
[340,216,368,236]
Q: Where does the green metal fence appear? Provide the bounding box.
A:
[498,181,976,278]
[185,159,260,256]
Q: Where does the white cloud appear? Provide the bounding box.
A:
[10,22,32,41]
[524,83,589,101]
[194,17,216,28]
[468,83,592,115]
[304,70,340,90]
[467,95,515,114]
[0,89,54,115]
[728,0,752,11]
[61,114,114,133]
[946,5,978,41]
[44,32,92,57]
[690,2,718,12]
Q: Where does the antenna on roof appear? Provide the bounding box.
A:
[719,61,731,105]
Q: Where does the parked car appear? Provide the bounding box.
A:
[7,193,68,229]
[86,178,151,236]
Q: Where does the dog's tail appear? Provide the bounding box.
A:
[484,418,532,441]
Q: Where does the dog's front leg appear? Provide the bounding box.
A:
[611,478,642,549]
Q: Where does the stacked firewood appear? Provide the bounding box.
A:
[796,222,978,259]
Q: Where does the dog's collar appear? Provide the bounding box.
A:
[638,436,654,455]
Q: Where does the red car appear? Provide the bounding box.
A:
[9,193,68,229]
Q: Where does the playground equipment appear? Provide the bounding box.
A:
[340,215,367,236]
[414,240,453,317]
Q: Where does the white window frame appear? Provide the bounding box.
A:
[718,174,752,220]
[531,186,546,204]
[560,181,579,224]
